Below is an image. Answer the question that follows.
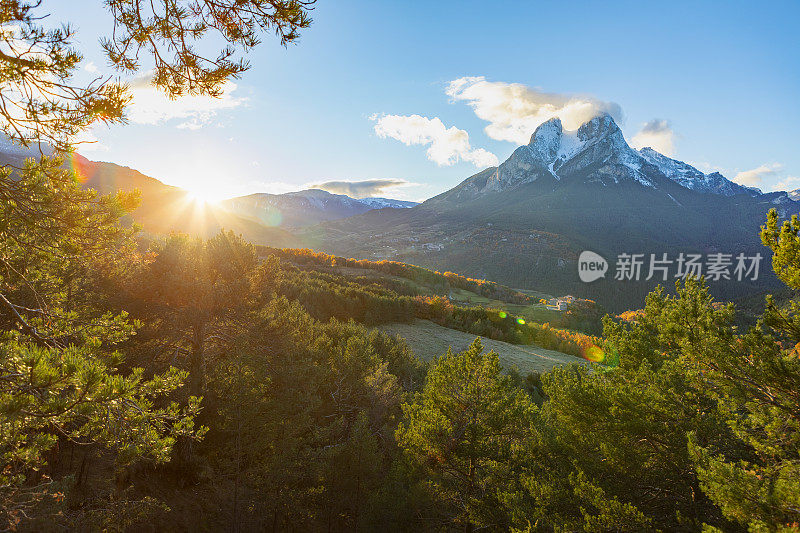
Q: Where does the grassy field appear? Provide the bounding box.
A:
[447,288,566,324]
[380,319,587,374]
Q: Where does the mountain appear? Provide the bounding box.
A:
[428,114,761,204]
[306,114,796,311]
[0,144,295,245]
[220,189,417,228]
[0,141,415,245]
[75,155,303,246]
[638,148,762,197]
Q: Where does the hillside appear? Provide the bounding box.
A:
[1,125,790,314]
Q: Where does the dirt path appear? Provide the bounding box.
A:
[380,319,587,374]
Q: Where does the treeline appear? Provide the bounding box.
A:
[394,268,800,531]
[265,255,417,325]
[413,295,602,359]
[264,246,608,335]
[259,246,534,305]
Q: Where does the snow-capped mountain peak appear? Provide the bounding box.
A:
[438,113,768,203]
[530,112,650,186]
[528,117,564,162]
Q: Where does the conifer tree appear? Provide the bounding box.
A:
[126,231,257,396]
[396,338,535,531]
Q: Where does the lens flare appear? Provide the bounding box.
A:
[498,311,507,319]
[68,152,90,183]
[581,344,605,363]
[256,209,283,227]
[516,317,526,325]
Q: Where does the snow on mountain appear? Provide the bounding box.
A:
[448,114,656,199]
[282,189,365,210]
[357,197,418,209]
[638,148,758,197]
[280,189,416,210]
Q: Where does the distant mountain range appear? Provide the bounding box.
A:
[0,141,416,245]
[3,118,798,311]
[221,189,416,228]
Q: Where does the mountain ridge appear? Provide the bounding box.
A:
[428,113,764,207]
[1,120,794,311]
[0,142,416,236]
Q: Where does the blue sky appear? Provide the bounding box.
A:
[56,0,800,201]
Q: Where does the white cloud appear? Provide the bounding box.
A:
[126,71,245,128]
[689,161,727,174]
[308,178,414,198]
[371,113,498,167]
[733,163,784,186]
[630,119,676,156]
[773,176,800,192]
[445,76,623,145]
[176,119,204,130]
[84,61,98,74]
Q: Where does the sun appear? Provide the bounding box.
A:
[185,187,220,205]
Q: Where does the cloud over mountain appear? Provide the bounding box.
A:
[734,163,784,186]
[630,119,676,156]
[774,176,800,192]
[309,178,412,198]
[371,114,498,168]
[445,76,623,145]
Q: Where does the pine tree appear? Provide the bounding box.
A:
[0,158,202,528]
[396,338,535,531]
[123,231,257,396]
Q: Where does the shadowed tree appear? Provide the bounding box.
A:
[684,209,800,531]
[127,231,258,396]
[0,156,203,528]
